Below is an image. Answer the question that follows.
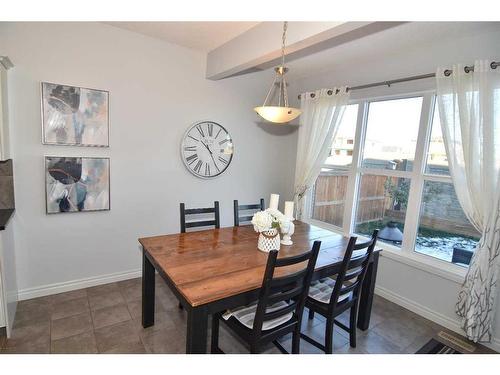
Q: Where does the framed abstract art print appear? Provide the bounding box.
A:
[45,156,110,214]
[41,82,109,147]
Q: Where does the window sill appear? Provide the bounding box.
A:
[377,245,467,284]
[305,218,467,284]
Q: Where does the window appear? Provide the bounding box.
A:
[415,181,479,264]
[306,94,480,268]
[312,169,349,228]
[311,104,358,229]
[354,97,422,247]
[355,175,410,247]
[425,108,449,176]
[362,97,422,171]
[326,104,358,167]
[415,103,480,265]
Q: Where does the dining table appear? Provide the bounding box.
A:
[139,221,381,354]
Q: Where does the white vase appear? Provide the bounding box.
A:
[280,221,295,246]
[257,228,281,252]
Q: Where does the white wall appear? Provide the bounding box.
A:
[0,22,298,298]
[291,22,500,349]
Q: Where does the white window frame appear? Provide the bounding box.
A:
[303,90,468,283]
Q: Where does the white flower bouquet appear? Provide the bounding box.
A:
[251,208,291,233]
[251,209,291,252]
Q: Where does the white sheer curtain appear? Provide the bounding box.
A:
[436,60,500,342]
[294,88,349,219]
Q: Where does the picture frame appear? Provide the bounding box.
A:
[45,156,110,214]
[41,81,110,147]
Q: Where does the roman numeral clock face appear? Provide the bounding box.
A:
[181,121,234,178]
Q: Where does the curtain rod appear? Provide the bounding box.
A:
[298,61,499,99]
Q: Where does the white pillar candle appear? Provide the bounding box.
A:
[269,194,280,210]
[284,201,294,219]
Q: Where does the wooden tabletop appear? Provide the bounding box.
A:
[139,221,373,307]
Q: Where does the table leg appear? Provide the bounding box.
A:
[142,251,155,328]
[186,306,208,354]
[357,251,380,330]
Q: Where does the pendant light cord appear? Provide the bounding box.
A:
[281,21,288,107]
[281,21,287,68]
[261,21,289,108]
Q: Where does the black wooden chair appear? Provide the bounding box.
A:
[179,201,220,233]
[211,241,321,354]
[233,199,265,226]
[301,230,378,354]
[177,201,220,310]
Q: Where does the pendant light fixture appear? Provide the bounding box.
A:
[254,22,301,124]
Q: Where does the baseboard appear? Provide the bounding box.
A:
[17,268,142,301]
[375,285,500,353]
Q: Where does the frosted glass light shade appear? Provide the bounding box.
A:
[254,106,301,123]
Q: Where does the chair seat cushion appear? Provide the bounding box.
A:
[222,301,293,331]
[308,277,351,304]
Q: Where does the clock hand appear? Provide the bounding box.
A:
[201,140,213,155]
[200,140,219,171]
[211,153,220,172]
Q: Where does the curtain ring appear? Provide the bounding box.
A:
[444,69,452,77]
[464,66,474,74]
[335,88,340,94]
[310,93,315,98]
[327,89,333,96]
[491,61,498,70]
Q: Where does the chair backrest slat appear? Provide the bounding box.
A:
[238,215,254,223]
[269,268,308,288]
[338,281,360,296]
[234,199,265,226]
[183,220,218,228]
[342,267,364,282]
[238,204,262,210]
[251,241,321,336]
[347,254,369,268]
[275,251,313,267]
[185,207,216,214]
[328,230,379,312]
[180,201,220,233]
[266,286,303,305]
[262,301,298,321]
[353,237,377,250]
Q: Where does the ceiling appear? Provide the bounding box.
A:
[285,22,500,80]
[105,22,260,52]
[104,21,500,83]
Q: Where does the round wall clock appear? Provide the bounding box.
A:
[181,121,234,179]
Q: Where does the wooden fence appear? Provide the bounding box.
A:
[312,173,479,238]
[312,173,390,227]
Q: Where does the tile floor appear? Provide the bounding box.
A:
[0,275,494,354]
